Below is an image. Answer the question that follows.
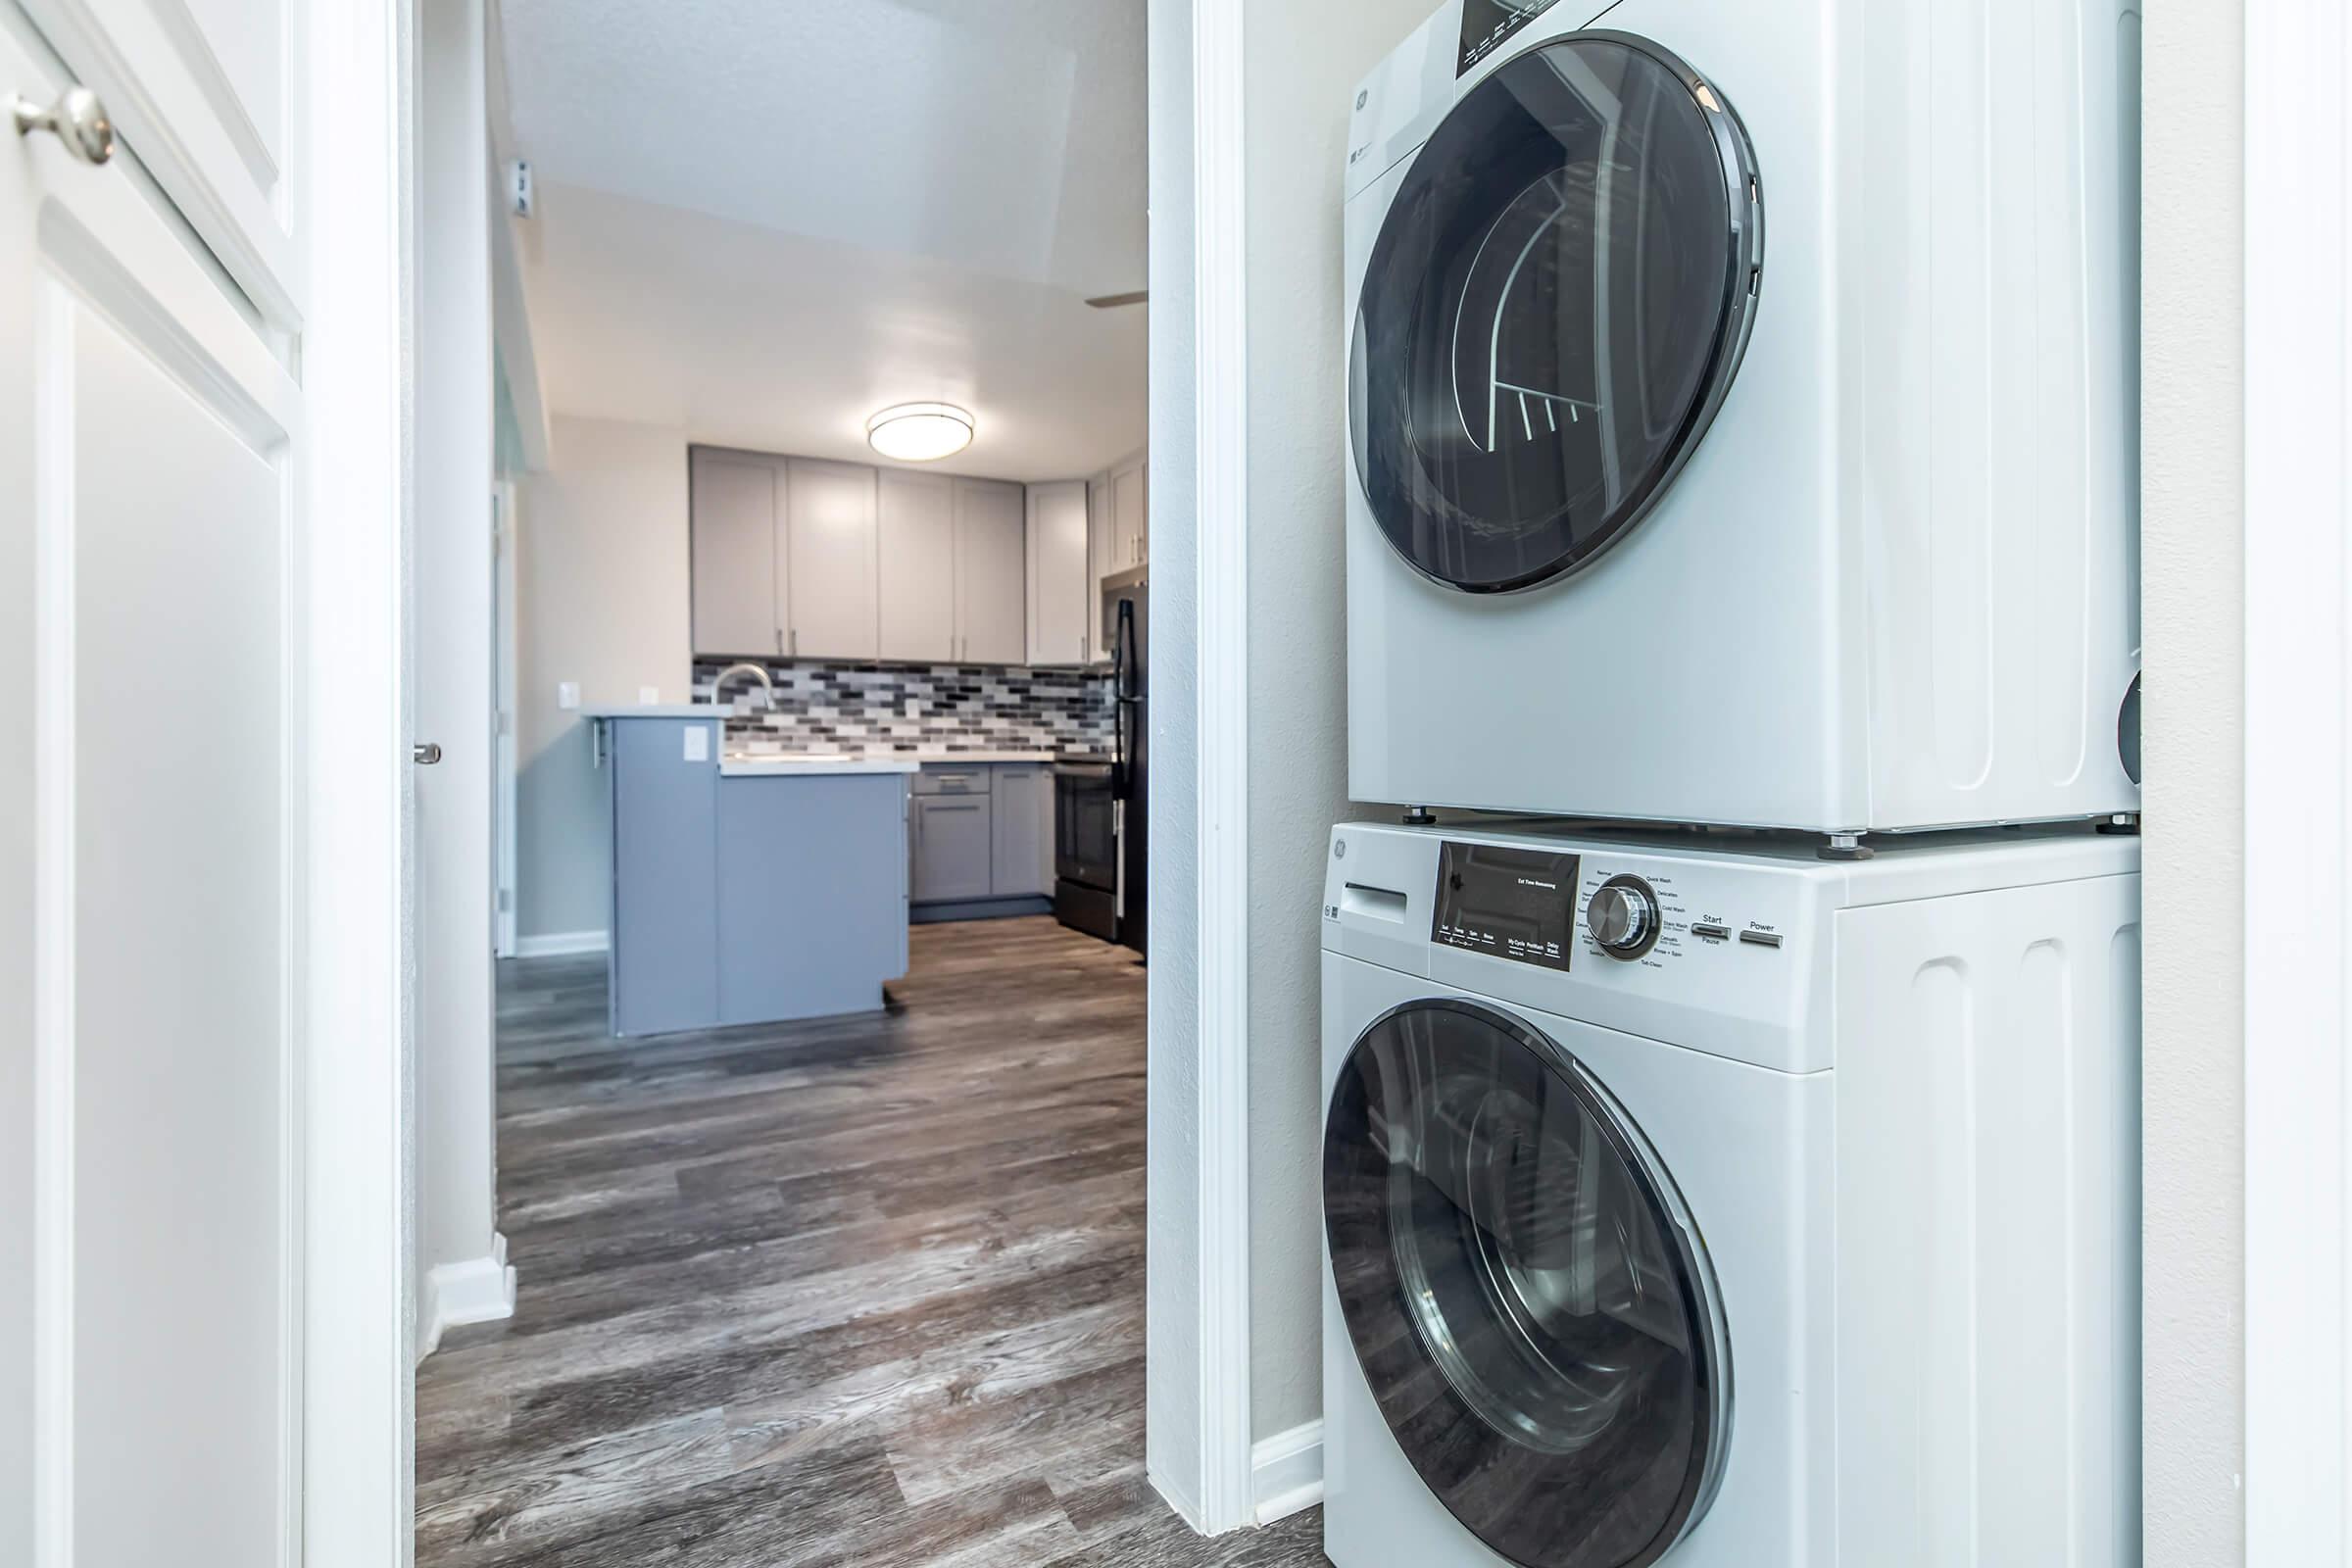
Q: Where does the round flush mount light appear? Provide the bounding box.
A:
[865,402,974,463]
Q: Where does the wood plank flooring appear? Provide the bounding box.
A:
[416,917,1326,1567]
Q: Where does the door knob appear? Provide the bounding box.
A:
[12,86,114,166]
[414,743,443,765]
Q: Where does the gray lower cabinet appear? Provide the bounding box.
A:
[906,760,1057,909]
[606,714,910,1035]
[609,718,721,1037]
[912,794,993,903]
[991,764,1054,898]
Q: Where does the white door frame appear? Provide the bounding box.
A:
[299,0,415,1560]
[495,478,519,957]
[1144,0,1257,1537]
[2244,0,2350,1557]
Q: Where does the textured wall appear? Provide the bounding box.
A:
[2141,1,2245,1560]
[1241,0,1443,1443]
[514,416,693,942]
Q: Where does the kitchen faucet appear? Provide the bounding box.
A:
[709,662,774,710]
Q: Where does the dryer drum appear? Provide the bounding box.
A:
[1349,31,1763,595]
[1323,997,1731,1568]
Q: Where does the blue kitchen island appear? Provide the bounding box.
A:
[592,710,914,1037]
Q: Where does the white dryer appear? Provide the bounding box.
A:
[1344,0,2142,834]
[1320,820,2140,1566]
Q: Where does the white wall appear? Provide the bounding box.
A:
[1143,0,1206,1518]
[2142,3,2244,1561]
[413,0,506,1351]
[514,416,693,944]
[1239,0,1433,1444]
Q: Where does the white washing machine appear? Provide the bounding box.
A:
[1320,819,2140,1566]
[1344,0,2142,835]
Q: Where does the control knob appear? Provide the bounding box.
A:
[1588,878,1658,958]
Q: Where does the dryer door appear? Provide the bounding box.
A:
[1349,32,1761,595]
[1324,997,1730,1568]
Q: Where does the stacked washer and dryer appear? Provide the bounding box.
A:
[1322,3,2143,1566]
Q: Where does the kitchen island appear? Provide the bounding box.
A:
[593,710,915,1036]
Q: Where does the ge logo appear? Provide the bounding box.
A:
[1355,90,1368,110]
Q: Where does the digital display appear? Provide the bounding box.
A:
[1458,0,1561,75]
[1432,842,1579,971]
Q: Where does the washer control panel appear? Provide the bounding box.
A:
[1431,840,1579,971]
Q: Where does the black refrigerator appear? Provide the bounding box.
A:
[1053,565,1147,955]
[1106,565,1147,956]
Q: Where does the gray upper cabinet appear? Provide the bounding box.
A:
[878,470,956,662]
[1112,460,1149,571]
[786,458,880,660]
[690,444,1046,667]
[1026,480,1091,667]
[912,794,993,902]
[955,478,1026,665]
[691,450,784,658]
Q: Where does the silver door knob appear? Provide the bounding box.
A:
[413,743,443,765]
[13,86,114,166]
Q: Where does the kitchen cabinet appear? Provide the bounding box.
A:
[690,445,1044,666]
[1111,459,1149,571]
[878,469,956,662]
[912,794,994,903]
[690,449,784,658]
[991,764,1055,897]
[716,771,907,1023]
[954,478,1027,664]
[1089,473,1117,622]
[1026,481,1092,666]
[786,458,880,660]
[608,717,721,1036]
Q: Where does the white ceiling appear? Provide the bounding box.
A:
[498,0,1149,480]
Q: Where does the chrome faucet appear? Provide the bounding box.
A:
[709,662,774,710]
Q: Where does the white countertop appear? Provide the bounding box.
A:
[580,704,713,719]
[719,756,921,778]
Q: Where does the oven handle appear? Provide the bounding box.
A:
[1054,762,1115,779]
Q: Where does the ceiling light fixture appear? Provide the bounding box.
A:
[866,401,974,463]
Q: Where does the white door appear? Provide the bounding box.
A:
[2,6,309,1563]
[786,457,879,660]
[1026,480,1090,666]
[877,469,956,662]
[954,478,1026,664]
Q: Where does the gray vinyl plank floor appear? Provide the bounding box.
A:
[416,916,1326,1568]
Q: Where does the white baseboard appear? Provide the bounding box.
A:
[1250,1419,1324,1526]
[415,1233,517,1361]
[514,929,607,958]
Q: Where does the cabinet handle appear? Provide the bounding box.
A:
[12,86,114,166]
[790,628,799,657]
[775,628,783,656]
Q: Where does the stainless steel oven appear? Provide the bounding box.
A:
[1054,759,1118,941]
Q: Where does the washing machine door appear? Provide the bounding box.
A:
[1350,32,1762,595]
[1323,997,1731,1568]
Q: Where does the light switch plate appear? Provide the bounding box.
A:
[558,681,579,710]
[639,685,660,705]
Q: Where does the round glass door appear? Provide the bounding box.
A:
[1349,32,1762,594]
[1323,998,1729,1568]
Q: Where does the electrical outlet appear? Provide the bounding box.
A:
[639,685,660,705]
[558,681,580,710]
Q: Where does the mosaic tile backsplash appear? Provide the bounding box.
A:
[692,658,1114,757]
